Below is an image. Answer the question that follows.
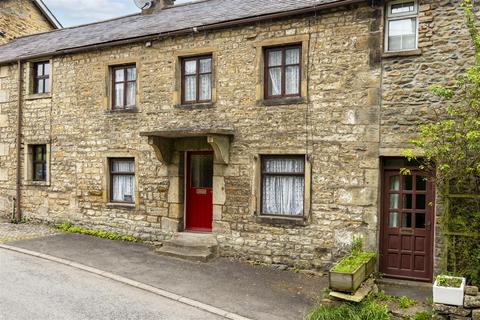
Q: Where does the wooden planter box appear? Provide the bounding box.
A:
[364,256,376,279]
[329,262,366,293]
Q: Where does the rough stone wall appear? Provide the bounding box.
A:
[0,0,54,44]
[433,285,480,319]
[380,0,476,275]
[0,0,474,271]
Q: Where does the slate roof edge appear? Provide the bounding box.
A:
[2,0,365,65]
[33,0,63,29]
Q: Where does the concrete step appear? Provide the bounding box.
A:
[156,232,218,262]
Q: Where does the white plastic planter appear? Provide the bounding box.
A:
[433,276,466,306]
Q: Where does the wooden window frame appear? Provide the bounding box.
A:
[111,65,136,110]
[109,158,135,204]
[264,45,302,100]
[32,144,47,182]
[181,55,213,105]
[260,155,305,217]
[385,0,419,52]
[33,61,50,94]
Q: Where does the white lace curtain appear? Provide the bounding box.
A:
[112,160,135,203]
[184,58,212,102]
[268,48,300,96]
[262,158,304,216]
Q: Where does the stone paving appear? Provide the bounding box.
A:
[0,217,58,243]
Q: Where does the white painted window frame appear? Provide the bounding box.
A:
[385,0,419,52]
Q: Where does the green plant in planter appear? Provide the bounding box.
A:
[436,275,463,288]
[331,252,376,273]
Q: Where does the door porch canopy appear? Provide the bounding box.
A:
[140,128,235,165]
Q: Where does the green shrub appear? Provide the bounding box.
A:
[306,300,389,320]
[436,275,463,288]
[55,222,137,242]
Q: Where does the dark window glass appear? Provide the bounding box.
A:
[112,65,136,110]
[264,45,301,99]
[190,154,213,188]
[182,56,212,104]
[403,212,412,228]
[33,62,50,94]
[110,158,135,203]
[415,212,426,229]
[416,176,427,191]
[32,145,47,181]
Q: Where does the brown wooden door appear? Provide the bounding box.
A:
[380,168,435,281]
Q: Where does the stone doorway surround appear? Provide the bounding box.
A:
[140,128,234,235]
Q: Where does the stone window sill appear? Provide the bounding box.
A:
[106,107,140,114]
[174,102,215,110]
[260,97,306,106]
[26,93,52,100]
[382,49,422,59]
[254,214,308,226]
[24,180,50,187]
[106,202,136,209]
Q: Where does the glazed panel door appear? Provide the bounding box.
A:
[380,170,435,281]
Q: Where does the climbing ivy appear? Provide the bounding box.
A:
[403,0,480,285]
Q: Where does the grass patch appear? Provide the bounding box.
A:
[435,275,463,288]
[398,296,417,309]
[55,222,137,242]
[409,311,432,320]
[331,252,376,273]
[306,299,389,320]
[373,290,417,309]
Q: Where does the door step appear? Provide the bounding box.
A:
[156,232,218,262]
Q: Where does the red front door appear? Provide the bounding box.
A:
[186,152,213,231]
[380,166,435,282]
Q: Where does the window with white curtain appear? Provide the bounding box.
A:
[110,158,135,203]
[264,45,301,99]
[182,55,212,104]
[385,0,418,52]
[111,65,136,110]
[261,156,305,216]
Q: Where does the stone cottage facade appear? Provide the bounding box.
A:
[0,0,475,281]
[0,0,61,44]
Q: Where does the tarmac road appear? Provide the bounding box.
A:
[0,249,223,320]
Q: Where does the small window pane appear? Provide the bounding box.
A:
[403,212,412,228]
[388,18,417,51]
[268,67,282,96]
[416,176,426,191]
[390,194,399,209]
[34,163,46,180]
[36,64,44,76]
[44,79,49,93]
[285,66,300,95]
[199,58,211,73]
[389,212,399,228]
[112,160,134,173]
[390,176,400,191]
[403,175,413,190]
[263,157,304,174]
[184,60,197,75]
[285,48,300,65]
[184,75,197,101]
[112,175,135,203]
[37,80,44,94]
[391,1,415,14]
[127,67,136,81]
[199,74,212,101]
[115,83,124,107]
[262,175,304,216]
[191,154,213,188]
[416,194,426,210]
[268,50,282,67]
[44,63,50,76]
[403,194,413,209]
[415,213,426,229]
[126,82,136,107]
[115,69,124,82]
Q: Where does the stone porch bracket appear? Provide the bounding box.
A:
[141,128,234,165]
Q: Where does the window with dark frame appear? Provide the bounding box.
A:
[264,45,301,100]
[181,55,212,104]
[261,155,305,216]
[32,145,47,181]
[109,158,135,204]
[111,65,136,110]
[33,61,50,94]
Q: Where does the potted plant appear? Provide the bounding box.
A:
[433,275,466,306]
[329,235,377,293]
